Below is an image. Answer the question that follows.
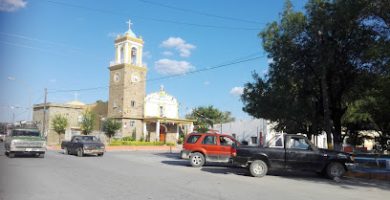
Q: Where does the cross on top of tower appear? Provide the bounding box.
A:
[126,19,133,32]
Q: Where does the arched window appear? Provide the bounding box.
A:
[120,46,124,63]
[131,47,137,65]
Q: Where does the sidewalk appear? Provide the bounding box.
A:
[47,145,181,152]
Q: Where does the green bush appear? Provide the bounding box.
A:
[122,136,135,141]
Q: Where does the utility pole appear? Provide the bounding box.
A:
[42,88,47,138]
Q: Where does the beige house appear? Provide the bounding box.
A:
[33,21,193,145]
[33,101,107,145]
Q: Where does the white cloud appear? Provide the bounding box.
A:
[230,87,244,96]
[107,32,119,38]
[143,51,152,59]
[49,79,57,83]
[203,81,210,86]
[161,37,196,57]
[0,0,27,12]
[154,59,195,75]
[162,51,173,56]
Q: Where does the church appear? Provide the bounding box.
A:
[33,21,194,145]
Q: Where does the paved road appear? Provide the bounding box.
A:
[0,144,389,200]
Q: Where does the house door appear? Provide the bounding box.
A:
[159,125,166,142]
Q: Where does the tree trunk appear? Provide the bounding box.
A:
[332,111,343,151]
[321,70,333,150]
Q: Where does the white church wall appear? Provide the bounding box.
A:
[144,88,179,118]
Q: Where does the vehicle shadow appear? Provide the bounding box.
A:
[201,165,250,176]
[153,152,181,160]
[200,165,390,190]
[58,151,102,157]
[4,154,43,159]
[271,171,390,190]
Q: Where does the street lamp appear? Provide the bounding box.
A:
[7,76,33,121]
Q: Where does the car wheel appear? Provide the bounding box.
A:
[97,153,104,157]
[64,147,68,155]
[77,148,84,157]
[249,160,268,177]
[39,153,45,158]
[190,152,205,167]
[326,162,346,179]
[8,152,15,158]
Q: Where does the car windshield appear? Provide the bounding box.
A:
[79,136,99,142]
[11,130,40,137]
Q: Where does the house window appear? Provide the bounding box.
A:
[130,120,135,127]
[131,100,135,107]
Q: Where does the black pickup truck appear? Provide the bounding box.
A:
[233,134,353,179]
[61,135,105,157]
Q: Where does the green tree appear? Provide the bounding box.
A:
[51,114,68,144]
[242,0,390,150]
[361,76,390,150]
[186,106,235,132]
[102,119,121,143]
[80,110,95,135]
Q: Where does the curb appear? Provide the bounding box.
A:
[47,145,181,152]
[345,171,390,181]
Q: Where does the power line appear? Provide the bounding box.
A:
[44,0,260,31]
[48,53,264,94]
[139,0,264,25]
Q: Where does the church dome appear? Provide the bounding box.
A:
[124,20,136,38]
[66,100,86,106]
[125,29,136,38]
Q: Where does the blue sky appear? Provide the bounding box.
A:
[0,0,306,122]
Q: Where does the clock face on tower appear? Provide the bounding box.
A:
[114,72,120,82]
[131,72,140,83]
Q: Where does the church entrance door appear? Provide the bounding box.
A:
[159,125,166,143]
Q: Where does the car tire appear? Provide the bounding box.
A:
[190,152,205,167]
[64,147,69,155]
[249,160,268,177]
[326,162,346,179]
[97,153,104,157]
[39,153,45,158]
[77,148,84,157]
[8,152,15,158]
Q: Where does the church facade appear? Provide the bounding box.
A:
[33,21,193,145]
[107,22,193,143]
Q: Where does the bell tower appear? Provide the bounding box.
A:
[108,20,147,139]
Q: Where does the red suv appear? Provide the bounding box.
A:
[180,133,239,167]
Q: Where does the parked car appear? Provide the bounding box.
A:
[233,134,354,179]
[4,128,46,158]
[61,135,105,157]
[0,131,6,142]
[180,132,239,167]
